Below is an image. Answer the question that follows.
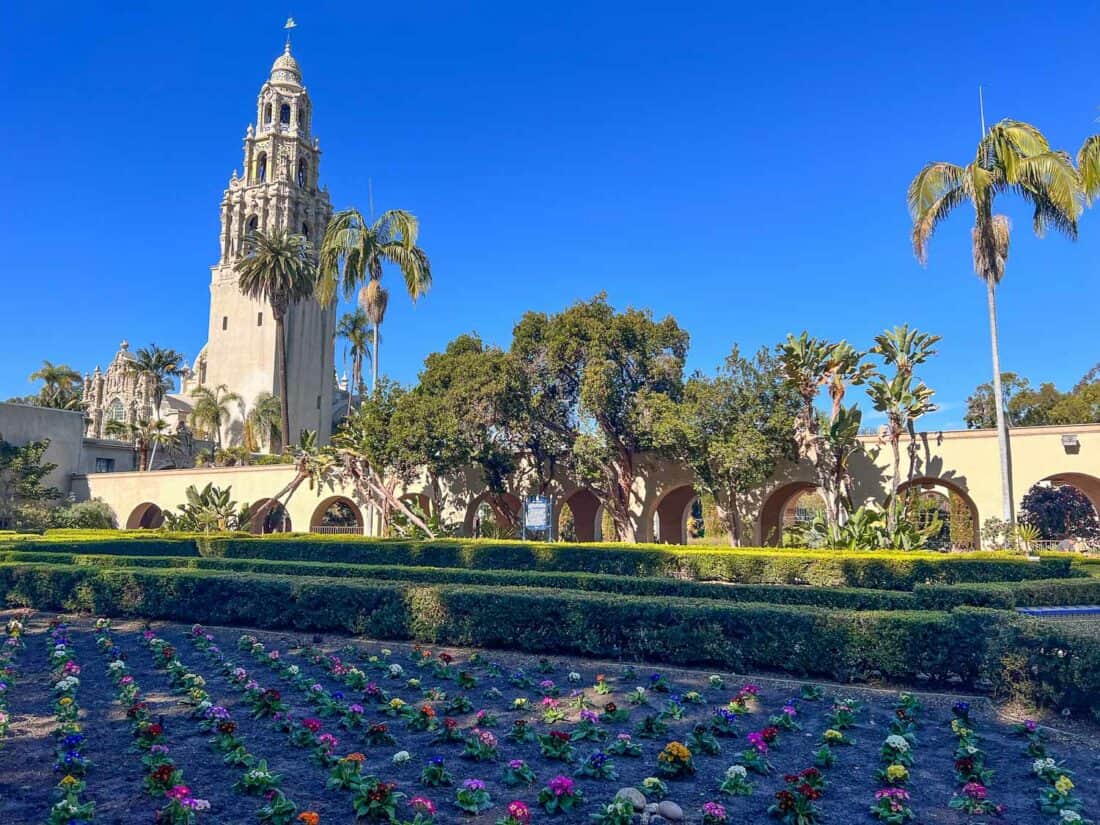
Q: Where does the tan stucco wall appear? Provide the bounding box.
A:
[68,423,1100,545]
[0,403,88,495]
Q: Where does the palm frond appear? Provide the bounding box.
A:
[907,162,968,263]
[1077,134,1100,204]
[1013,151,1084,239]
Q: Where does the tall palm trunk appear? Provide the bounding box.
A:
[986,279,1014,526]
[371,323,380,393]
[887,428,901,532]
[276,315,291,453]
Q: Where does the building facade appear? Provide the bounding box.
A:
[199,42,336,447]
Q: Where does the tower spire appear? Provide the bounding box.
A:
[284,17,297,50]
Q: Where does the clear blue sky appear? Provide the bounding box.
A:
[2,2,1098,429]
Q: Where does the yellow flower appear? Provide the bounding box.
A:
[1055,775,1074,794]
[659,742,692,763]
[59,697,72,706]
[59,775,78,788]
[886,764,908,782]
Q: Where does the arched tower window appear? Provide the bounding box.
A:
[298,107,305,128]
[107,398,125,423]
[280,104,291,125]
[301,222,309,239]
[247,215,259,235]
[256,153,267,183]
[297,158,307,187]
[263,103,272,124]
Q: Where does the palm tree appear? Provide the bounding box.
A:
[318,208,432,392]
[105,418,177,471]
[908,119,1084,524]
[126,344,185,412]
[1080,134,1100,204]
[236,228,318,451]
[867,326,940,530]
[336,308,372,405]
[29,360,82,409]
[189,384,242,449]
[243,391,283,453]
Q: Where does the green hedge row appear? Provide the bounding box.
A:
[0,561,1095,718]
[0,551,919,610]
[914,578,1100,610]
[4,536,1075,590]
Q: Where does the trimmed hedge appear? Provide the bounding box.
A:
[10,536,1073,590]
[915,578,1100,610]
[0,551,920,610]
[0,561,1095,718]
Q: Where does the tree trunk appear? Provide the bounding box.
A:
[986,278,1014,525]
[371,324,380,392]
[276,315,291,453]
[139,441,149,472]
[887,430,901,532]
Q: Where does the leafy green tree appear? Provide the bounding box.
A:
[189,384,242,449]
[126,344,185,411]
[965,368,1100,428]
[1020,483,1100,541]
[655,346,799,545]
[515,296,688,542]
[236,228,318,450]
[866,325,940,530]
[28,360,83,410]
[908,119,1084,524]
[0,436,60,528]
[778,332,872,532]
[318,209,432,392]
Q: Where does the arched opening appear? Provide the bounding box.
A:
[558,489,601,542]
[106,398,125,424]
[250,499,292,534]
[895,477,979,550]
[301,222,309,240]
[126,502,164,530]
[297,159,308,188]
[255,153,267,183]
[310,495,364,535]
[463,492,521,539]
[1021,474,1100,547]
[758,481,820,546]
[279,104,291,125]
[264,103,272,124]
[651,485,698,545]
[246,215,259,235]
[297,107,306,128]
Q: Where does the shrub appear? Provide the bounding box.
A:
[915,578,1100,610]
[50,499,117,530]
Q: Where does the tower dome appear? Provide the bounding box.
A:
[270,43,302,86]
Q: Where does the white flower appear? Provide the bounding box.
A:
[388,664,404,677]
[108,660,125,671]
[381,649,392,657]
[392,750,410,765]
[1033,757,1056,774]
[288,665,300,676]
[884,735,909,752]
[726,765,747,779]
[407,678,421,689]
[1059,812,1083,824]
[567,671,582,683]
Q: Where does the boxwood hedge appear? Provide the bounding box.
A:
[0,561,1095,718]
[4,535,1073,590]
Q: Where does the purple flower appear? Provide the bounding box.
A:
[463,778,486,791]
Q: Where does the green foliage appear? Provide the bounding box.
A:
[26,360,83,410]
[49,499,117,530]
[0,436,60,527]
[655,346,798,545]
[783,504,941,551]
[161,484,254,533]
[1020,484,1100,541]
[0,561,1095,717]
[965,368,1100,429]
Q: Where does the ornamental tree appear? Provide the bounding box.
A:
[1020,484,1100,540]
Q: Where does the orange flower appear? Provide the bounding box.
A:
[298,814,320,825]
[420,704,436,717]
[342,752,366,763]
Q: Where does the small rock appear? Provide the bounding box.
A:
[615,788,646,811]
[657,801,684,821]
[644,803,659,813]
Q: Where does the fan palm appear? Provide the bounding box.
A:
[908,119,1084,524]
[236,228,318,451]
[126,344,185,412]
[336,308,372,405]
[189,384,242,449]
[105,418,177,471]
[1079,134,1100,205]
[318,208,432,392]
[29,360,82,409]
[243,391,283,453]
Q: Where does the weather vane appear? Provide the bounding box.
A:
[284,17,297,48]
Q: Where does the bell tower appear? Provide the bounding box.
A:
[201,38,335,447]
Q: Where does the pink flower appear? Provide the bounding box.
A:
[166,785,192,801]
[507,800,532,824]
[548,775,574,797]
[410,796,436,814]
[963,782,987,800]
